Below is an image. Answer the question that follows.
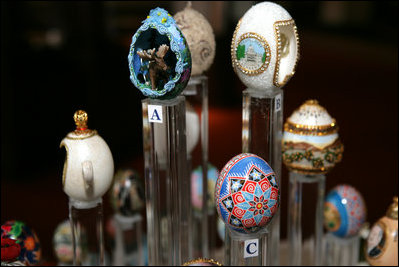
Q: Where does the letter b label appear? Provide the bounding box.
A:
[244,238,259,258]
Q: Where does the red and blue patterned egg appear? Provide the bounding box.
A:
[324,184,367,237]
[1,220,41,265]
[215,153,280,234]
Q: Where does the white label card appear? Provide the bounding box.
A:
[244,238,259,258]
[275,94,282,112]
[148,105,163,123]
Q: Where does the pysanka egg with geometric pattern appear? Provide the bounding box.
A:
[215,153,280,234]
[324,184,367,238]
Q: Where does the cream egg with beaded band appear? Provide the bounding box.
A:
[60,110,114,204]
[231,1,299,91]
[282,100,344,174]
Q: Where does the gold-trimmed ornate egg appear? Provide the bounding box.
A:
[282,100,344,174]
[174,2,216,77]
[231,1,299,91]
[365,197,398,266]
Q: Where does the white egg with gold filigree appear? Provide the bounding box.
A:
[231,1,299,91]
[174,2,216,77]
[282,100,344,174]
[60,110,114,202]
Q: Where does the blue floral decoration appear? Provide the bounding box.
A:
[128,7,191,99]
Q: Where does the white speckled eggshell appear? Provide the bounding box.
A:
[61,134,114,202]
[233,2,297,90]
[174,5,216,76]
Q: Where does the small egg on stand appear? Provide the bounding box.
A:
[215,153,280,234]
[282,99,344,175]
[324,184,367,238]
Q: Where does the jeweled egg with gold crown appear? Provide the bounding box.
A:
[282,100,344,174]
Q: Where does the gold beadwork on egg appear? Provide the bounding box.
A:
[386,196,398,220]
[273,19,300,87]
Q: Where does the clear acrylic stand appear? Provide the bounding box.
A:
[323,233,360,266]
[226,228,269,266]
[69,198,105,266]
[183,75,212,259]
[287,172,326,266]
[242,88,283,266]
[142,96,189,266]
[112,213,144,266]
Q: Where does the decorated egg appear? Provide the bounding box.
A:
[174,2,216,76]
[182,258,222,266]
[215,153,280,234]
[1,221,41,265]
[53,219,88,264]
[231,1,299,91]
[186,101,200,155]
[128,7,192,99]
[191,163,219,215]
[60,110,114,202]
[365,197,398,266]
[110,169,145,216]
[282,100,344,174]
[324,185,367,238]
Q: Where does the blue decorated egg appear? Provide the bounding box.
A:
[191,163,219,215]
[215,153,280,234]
[1,220,41,265]
[324,184,367,237]
[110,169,145,216]
[128,7,192,99]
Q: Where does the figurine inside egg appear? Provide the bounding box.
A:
[191,163,219,215]
[282,100,344,174]
[323,185,366,238]
[174,2,216,77]
[128,7,192,99]
[1,220,41,265]
[53,219,88,264]
[110,169,145,216]
[231,1,299,91]
[215,153,280,234]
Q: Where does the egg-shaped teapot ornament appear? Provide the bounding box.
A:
[282,100,344,175]
[231,1,300,91]
[365,196,398,266]
[60,110,114,203]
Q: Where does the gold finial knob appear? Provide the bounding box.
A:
[386,196,398,220]
[305,99,319,105]
[74,110,88,131]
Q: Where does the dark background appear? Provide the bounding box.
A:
[1,1,397,263]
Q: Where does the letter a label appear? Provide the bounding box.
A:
[244,238,259,258]
[148,105,163,123]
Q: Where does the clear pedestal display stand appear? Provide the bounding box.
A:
[112,214,144,266]
[283,100,344,266]
[323,233,360,266]
[215,153,280,266]
[60,110,114,266]
[183,75,213,259]
[287,173,325,265]
[142,96,189,266]
[128,6,194,266]
[110,168,147,266]
[242,88,283,266]
[230,2,300,265]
